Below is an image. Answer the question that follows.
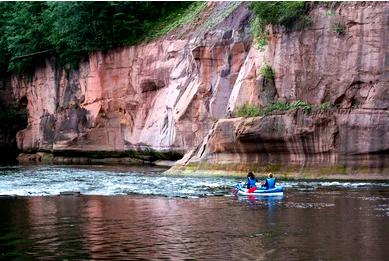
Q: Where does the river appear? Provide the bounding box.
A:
[0,165,388,260]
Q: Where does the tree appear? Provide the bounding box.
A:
[4,2,51,73]
[0,1,193,73]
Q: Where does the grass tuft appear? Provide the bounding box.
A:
[146,2,207,40]
[234,101,336,118]
[235,104,264,118]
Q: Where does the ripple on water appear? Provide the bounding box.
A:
[0,165,389,197]
[0,166,238,197]
[374,204,389,216]
[285,202,336,209]
[283,181,389,189]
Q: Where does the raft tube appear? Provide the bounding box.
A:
[234,182,283,196]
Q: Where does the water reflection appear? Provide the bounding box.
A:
[237,195,284,208]
[1,189,389,260]
[236,195,284,228]
[1,165,389,260]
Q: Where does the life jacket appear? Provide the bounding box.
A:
[266,177,276,189]
[247,177,256,189]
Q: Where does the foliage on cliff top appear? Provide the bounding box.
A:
[250,2,306,28]
[0,1,195,74]
[146,2,207,40]
[249,2,307,49]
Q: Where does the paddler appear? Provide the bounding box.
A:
[263,173,276,189]
[246,171,258,192]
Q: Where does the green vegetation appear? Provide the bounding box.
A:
[250,16,268,50]
[234,100,335,118]
[325,9,336,17]
[318,102,335,112]
[260,64,274,81]
[268,100,312,114]
[146,2,206,40]
[202,2,240,31]
[0,2,195,74]
[297,15,312,29]
[250,2,306,28]
[249,2,307,49]
[256,37,268,51]
[235,104,263,117]
[331,22,345,35]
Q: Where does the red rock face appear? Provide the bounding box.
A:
[12,2,251,156]
[184,110,388,171]
[9,2,389,174]
[227,3,389,113]
[180,3,389,174]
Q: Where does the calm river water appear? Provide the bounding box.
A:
[0,165,388,260]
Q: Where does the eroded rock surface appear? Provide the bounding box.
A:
[175,2,389,176]
[7,2,389,175]
[180,109,388,174]
[12,3,251,159]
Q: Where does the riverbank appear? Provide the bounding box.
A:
[166,162,389,180]
[16,150,182,167]
[12,152,389,180]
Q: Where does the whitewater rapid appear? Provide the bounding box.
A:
[0,165,388,197]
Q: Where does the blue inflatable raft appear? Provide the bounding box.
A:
[234,182,283,196]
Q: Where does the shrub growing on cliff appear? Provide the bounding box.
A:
[318,102,335,112]
[233,101,338,118]
[250,16,268,50]
[264,100,336,115]
[289,100,312,114]
[331,22,345,35]
[235,104,263,118]
[264,101,290,113]
[250,1,306,28]
[249,1,307,49]
[260,64,274,81]
[264,100,312,114]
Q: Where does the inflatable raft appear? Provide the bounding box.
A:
[234,182,283,196]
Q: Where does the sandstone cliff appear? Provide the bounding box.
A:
[6,2,389,176]
[11,2,251,164]
[172,2,389,177]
